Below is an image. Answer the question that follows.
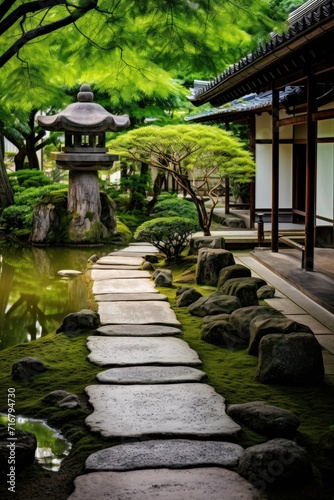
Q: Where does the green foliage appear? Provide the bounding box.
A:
[152,193,198,221]
[8,169,53,190]
[111,123,255,235]
[134,216,198,261]
[1,205,32,231]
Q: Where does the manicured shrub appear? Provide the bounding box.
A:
[152,193,198,221]
[134,216,198,261]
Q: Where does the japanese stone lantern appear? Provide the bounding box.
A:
[36,84,130,244]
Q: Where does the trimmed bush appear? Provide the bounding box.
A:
[134,216,198,261]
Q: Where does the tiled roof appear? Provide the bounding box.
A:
[185,87,298,123]
[189,0,334,106]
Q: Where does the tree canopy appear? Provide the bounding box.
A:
[110,123,255,235]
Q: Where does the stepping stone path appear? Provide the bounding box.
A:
[68,243,262,499]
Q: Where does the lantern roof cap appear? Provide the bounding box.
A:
[37,84,130,133]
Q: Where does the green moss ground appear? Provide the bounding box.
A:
[0,255,333,499]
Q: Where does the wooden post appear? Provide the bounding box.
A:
[271,85,280,252]
[225,176,230,214]
[305,74,317,271]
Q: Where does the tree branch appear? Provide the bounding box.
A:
[0,0,98,68]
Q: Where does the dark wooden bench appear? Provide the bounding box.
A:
[279,236,305,268]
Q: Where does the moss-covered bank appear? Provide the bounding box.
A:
[0,256,333,499]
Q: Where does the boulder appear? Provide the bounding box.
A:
[201,320,248,350]
[220,280,259,308]
[257,285,275,299]
[12,357,46,383]
[56,309,100,333]
[248,317,313,356]
[257,333,324,385]
[219,277,267,293]
[188,292,241,317]
[188,236,225,255]
[227,401,300,437]
[176,288,203,307]
[202,313,231,324]
[238,438,312,489]
[217,264,252,288]
[229,306,284,344]
[43,390,81,409]
[176,286,191,297]
[196,249,235,286]
[0,428,37,476]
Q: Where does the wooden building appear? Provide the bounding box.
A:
[187,0,334,271]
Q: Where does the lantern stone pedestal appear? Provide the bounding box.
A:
[32,84,130,245]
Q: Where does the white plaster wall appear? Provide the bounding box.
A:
[318,117,334,138]
[255,144,292,209]
[317,142,334,223]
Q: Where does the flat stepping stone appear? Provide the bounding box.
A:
[93,279,157,295]
[68,468,262,500]
[85,439,244,471]
[94,293,167,302]
[96,256,144,266]
[85,383,240,439]
[87,337,201,366]
[121,245,160,253]
[91,269,151,280]
[95,324,181,336]
[97,301,181,326]
[91,265,143,270]
[96,366,206,384]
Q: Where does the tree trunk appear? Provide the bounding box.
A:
[0,132,14,210]
[146,170,166,214]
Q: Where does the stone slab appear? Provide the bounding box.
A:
[85,439,244,471]
[68,468,262,500]
[97,301,181,326]
[265,297,305,315]
[96,256,144,266]
[122,245,160,253]
[86,337,200,366]
[85,384,240,439]
[91,265,141,270]
[95,324,181,336]
[96,366,206,384]
[93,279,157,295]
[91,269,151,280]
[95,293,168,302]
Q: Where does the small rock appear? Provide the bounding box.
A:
[12,357,46,382]
[58,269,83,277]
[257,285,276,299]
[220,280,259,307]
[56,309,100,333]
[238,438,312,489]
[176,288,203,307]
[202,313,231,324]
[227,401,300,437]
[155,272,173,288]
[188,292,241,317]
[142,261,155,271]
[201,320,247,349]
[88,254,99,263]
[43,390,81,409]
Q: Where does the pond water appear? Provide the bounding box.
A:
[0,413,71,471]
[0,242,118,351]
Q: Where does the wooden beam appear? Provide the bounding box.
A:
[271,85,280,253]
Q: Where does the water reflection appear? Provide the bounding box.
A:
[0,413,71,471]
[0,243,118,350]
